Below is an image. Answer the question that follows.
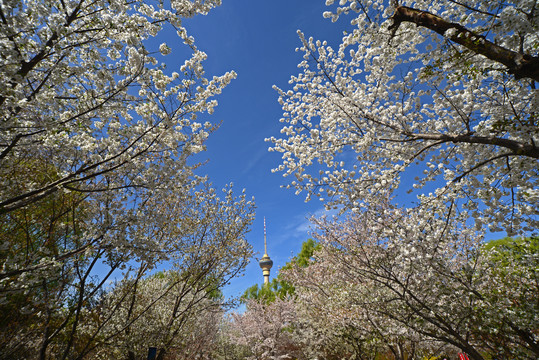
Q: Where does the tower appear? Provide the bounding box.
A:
[258,217,273,285]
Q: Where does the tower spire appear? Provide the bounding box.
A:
[263,217,268,255]
[259,217,273,285]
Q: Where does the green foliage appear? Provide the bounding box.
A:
[475,237,538,358]
[0,159,88,261]
[241,239,319,304]
[241,281,278,304]
[482,236,539,267]
[0,160,90,358]
[282,238,319,270]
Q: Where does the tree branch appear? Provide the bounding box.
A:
[405,132,539,159]
[389,6,539,82]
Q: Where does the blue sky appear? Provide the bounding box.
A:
[159,1,351,299]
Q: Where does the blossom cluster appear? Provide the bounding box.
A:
[268,0,539,235]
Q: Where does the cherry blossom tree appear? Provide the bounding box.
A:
[267,2,537,357]
[90,270,225,360]
[282,205,538,360]
[1,184,254,360]
[268,0,539,235]
[0,1,254,358]
[212,315,252,360]
[0,0,234,279]
[1,0,231,214]
[229,298,305,360]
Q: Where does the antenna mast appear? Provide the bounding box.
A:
[264,217,268,255]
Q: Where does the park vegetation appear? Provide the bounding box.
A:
[1,0,537,359]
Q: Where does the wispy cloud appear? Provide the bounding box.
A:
[240,146,268,177]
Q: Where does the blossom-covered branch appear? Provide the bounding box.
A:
[389,5,539,82]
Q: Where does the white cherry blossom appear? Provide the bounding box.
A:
[268,0,539,236]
